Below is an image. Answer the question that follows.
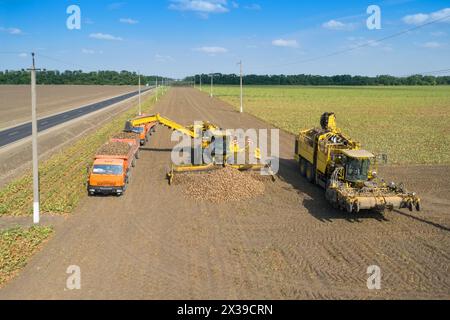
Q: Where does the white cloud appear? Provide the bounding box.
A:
[272,39,299,48]
[194,46,228,54]
[18,53,27,58]
[108,2,126,10]
[119,18,139,24]
[89,33,123,41]
[155,54,175,62]
[421,41,443,48]
[0,27,22,35]
[402,8,450,25]
[244,4,261,11]
[402,13,428,25]
[169,0,229,14]
[231,1,239,9]
[82,49,95,54]
[322,19,354,30]
[431,31,446,37]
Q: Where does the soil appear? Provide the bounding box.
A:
[0,88,448,299]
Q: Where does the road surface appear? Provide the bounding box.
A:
[0,88,448,299]
[0,88,152,148]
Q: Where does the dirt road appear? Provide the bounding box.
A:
[0,88,448,299]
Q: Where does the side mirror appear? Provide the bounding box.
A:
[376,154,388,164]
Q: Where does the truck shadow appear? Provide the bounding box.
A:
[276,158,387,223]
[140,147,173,153]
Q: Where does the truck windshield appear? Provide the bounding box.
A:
[93,165,123,175]
[132,127,144,133]
[346,158,370,182]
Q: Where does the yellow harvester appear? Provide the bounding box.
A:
[125,113,273,184]
[294,112,421,213]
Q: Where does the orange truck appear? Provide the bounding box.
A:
[87,138,140,196]
[130,121,157,146]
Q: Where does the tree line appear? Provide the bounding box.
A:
[1,70,449,86]
[185,73,450,86]
[0,70,166,85]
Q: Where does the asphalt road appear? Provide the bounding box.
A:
[0,87,152,148]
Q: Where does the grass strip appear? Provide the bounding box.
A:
[0,226,53,287]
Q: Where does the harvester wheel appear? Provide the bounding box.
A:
[416,202,421,211]
[306,163,315,183]
[299,158,307,177]
[408,201,413,212]
[132,158,136,167]
[346,202,353,213]
[135,150,140,159]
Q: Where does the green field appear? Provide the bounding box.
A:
[202,86,450,165]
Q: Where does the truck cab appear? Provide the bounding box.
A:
[340,149,375,184]
[131,125,148,146]
[88,158,128,196]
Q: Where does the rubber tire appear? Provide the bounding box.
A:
[299,158,307,177]
[132,158,136,168]
[135,150,140,159]
[346,202,353,213]
[306,162,315,183]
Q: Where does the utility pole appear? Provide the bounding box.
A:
[210,73,214,98]
[238,60,243,113]
[138,71,141,116]
[156,77,158,102]
[28,53,40,224]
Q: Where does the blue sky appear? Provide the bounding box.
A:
[0,0,449,78]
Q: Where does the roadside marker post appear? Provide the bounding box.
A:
[28,53,41,224]
[210,73,213,98]
[138,72,141,116]
[156,77,158,102]
[238,60,243,113]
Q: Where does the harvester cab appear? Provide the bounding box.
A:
[340,149,374,184]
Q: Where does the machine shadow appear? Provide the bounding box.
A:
[276,158,388,223]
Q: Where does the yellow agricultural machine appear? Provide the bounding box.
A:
[125,113,273,184]
[294,112,421,213]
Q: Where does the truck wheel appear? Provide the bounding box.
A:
[306,163,315,183]
[299,158,307,177]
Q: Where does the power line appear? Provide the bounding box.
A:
[38,53,93,70]
[252,13,450,72]
[0,51,24,54]
[401,67,450,77]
